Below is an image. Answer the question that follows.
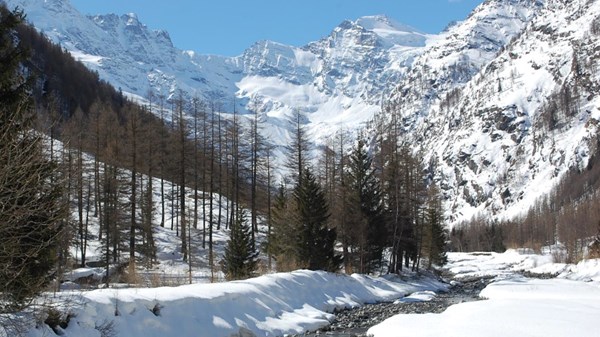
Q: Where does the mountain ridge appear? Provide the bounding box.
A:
[5,0,595,227]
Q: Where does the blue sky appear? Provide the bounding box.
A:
[70,0,484,56]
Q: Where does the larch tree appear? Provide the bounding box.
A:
[285,109,311,186]
[174,92,188,262]
[63,107,90,267]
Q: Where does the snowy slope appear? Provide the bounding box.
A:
[385,0,600,225]
[5,0,598,226]
[24,271,447,337]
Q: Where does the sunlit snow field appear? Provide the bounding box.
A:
[368,250,600,337]
[21,250,600,337]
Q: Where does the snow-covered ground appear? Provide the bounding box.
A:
[369,250,600,337]
[25,271,446,337]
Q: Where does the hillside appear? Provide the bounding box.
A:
[3,0,600,253]
[383,0,600,226]
[4,0,583,227]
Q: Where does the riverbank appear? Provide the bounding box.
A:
[368,251,600,337]
[302,274,493,337]
[21,270,446,337]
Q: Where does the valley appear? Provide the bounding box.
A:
[1,0,600,336]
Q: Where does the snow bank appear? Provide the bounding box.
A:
[531,258,600,282]
[446,249,554,279]
[369,277,600,337]
[27,270,446,337]
[369,251,600,337]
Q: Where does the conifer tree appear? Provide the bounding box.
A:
[223,210,258,280]
[293,168,342,272]
[268,183,296,270]
[0,5,65,314]
[422,186,447,269]
[346,139,386,273]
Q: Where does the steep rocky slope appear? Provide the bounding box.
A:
[5,0,598,225]
[385,0,600,224]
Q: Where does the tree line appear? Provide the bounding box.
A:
[451,146,600,263]
[264,108,448,276]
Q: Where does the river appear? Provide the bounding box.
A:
[300,275,493,337]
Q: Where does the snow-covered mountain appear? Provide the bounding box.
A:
[385,0,600,224]
[4,0,598,225]
[4,0,433,144]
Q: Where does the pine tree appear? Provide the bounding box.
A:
[422,186,447,269]
[223,210,258,280]
[0,5,66,314]
[345,139,386,273]
[268,183,296,271]
[293,168,342,272]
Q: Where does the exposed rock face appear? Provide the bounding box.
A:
[6,0,600,225]
[384,0,600,224]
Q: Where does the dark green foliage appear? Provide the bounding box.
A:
[0,5,65,313]
[268,183,297,269]
[345,139,387,273]
[223,210,258,280]
[293,168,342,272]
[423,190,448,268]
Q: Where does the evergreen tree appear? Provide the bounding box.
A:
[422,186,447,269]
[268,183,297,271]
[0,5,65,314]
[293,168,342,272]
[223,210,258,280]
[346,139,386,273]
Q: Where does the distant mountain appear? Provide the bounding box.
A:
[4,0,431,146]
[6,0,598,226]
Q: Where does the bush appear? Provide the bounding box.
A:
[44,308,75,335]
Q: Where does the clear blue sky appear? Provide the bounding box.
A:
[70,0,484,57]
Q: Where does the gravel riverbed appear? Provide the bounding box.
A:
[298,275,494,337]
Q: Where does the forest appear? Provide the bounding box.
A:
[2,2,600,323]
[0,5,447,318]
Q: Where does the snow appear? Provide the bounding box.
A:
[394,291,436,303]
[7,0,581,229]
[25,271,447,337]
[45,249,600,337]
[369,250,600,337]
[369,279,600,337]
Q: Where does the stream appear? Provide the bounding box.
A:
[299,275,494,337]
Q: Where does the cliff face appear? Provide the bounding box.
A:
[384,0,600,224]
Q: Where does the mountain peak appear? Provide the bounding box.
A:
[334,14,429,48]
[355,15,422,34]
[124,12,140,26]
